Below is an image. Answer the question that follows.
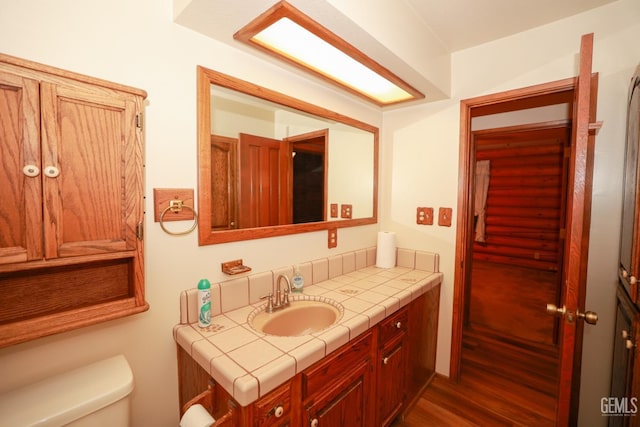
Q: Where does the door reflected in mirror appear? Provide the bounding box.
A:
[197,66,378,245]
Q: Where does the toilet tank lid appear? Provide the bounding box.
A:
[0,354,134,427]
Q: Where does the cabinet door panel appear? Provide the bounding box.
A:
[40,82,139,258]
[0,70,42,264]
[306,361,367,427]
[378,335,406,426]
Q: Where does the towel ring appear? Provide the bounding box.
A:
[159,200,198,236]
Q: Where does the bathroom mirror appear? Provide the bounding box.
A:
[197,66,378,245]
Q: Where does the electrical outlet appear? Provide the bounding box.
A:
[416,207,434,225]
[341,204,352,219]
[438,207,453,227]
[328,228,338,248]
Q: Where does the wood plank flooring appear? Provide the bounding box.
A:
[393,261,560,426]
[469,260,560,346]
[393,338,557,426]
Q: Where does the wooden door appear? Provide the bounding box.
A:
[238,133,289,228]
[452,33,599,426]
[555,32,600,425]
[40,81,141,259]
[210,135,238,230]
[0,70,42,264]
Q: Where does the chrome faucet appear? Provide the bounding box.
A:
[262,274,292,313]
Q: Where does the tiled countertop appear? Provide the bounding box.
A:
[173,247,443,407]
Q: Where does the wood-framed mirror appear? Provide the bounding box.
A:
[197,66,379,245]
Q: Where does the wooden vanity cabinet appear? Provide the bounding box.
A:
[178,283,442,427]
[0,53,147,347]
[377,307,408,427]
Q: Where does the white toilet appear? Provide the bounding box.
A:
[0,354,134,426]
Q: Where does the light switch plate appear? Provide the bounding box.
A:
[438,207,453,227]
[330,203,338,218]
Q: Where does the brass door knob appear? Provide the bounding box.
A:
[577,310,598,325]
[546,303,566,316]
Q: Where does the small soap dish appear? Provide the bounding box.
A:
[221,259,251,275]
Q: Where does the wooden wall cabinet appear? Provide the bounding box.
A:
[610,64,640,427]
[0,53,147,347]
[610,286,640,427]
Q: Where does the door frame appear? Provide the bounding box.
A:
[451,76,577,379]
[451,34,598,426]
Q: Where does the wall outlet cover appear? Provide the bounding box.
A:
[417,207,434,225]
[328,228,338,248]
[341,204,352,219]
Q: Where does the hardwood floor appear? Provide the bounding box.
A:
[469,261,560,346]
[393,338,557,426]
[393,261,560,426]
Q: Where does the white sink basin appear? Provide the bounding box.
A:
[249,298,343,336]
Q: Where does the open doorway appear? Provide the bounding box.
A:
[464,122,571,410]
[451,80,578,424]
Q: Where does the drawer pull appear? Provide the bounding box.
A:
[274,405,284,418]
[311,418,319,427]
[395,321,402,329]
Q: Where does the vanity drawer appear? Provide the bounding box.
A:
[253,380,291,426]
[379,306,408,344]
[301,330,373,398]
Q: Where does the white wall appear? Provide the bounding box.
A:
[0,1,381,426]
[381,0,640,424]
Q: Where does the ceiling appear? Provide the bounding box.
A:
[174,0,618,105]
[404,0,617,52]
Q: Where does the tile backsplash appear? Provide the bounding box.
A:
[179,246,439,325]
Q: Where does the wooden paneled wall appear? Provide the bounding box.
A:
[472,124,570,271]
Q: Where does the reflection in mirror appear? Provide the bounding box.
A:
[197,66,378,245]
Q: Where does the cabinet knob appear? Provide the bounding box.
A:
[310,418,319,427]
[44,166,60,178]
[631,276,638,285]
[626,339,635,350]
[383,356,389,365]
[22,165,40,177]
[395,321,402,329]
[622,269,629,279]
[622,330,629,339]
[274,405,284,418]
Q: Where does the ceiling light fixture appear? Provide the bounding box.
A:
[234,1,424,106]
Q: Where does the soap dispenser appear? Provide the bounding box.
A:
[292,265,304,293]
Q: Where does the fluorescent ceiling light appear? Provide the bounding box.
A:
[234,1,424,106]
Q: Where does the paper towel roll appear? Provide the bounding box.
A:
[376,231,397,268]
[180,404,215,427]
